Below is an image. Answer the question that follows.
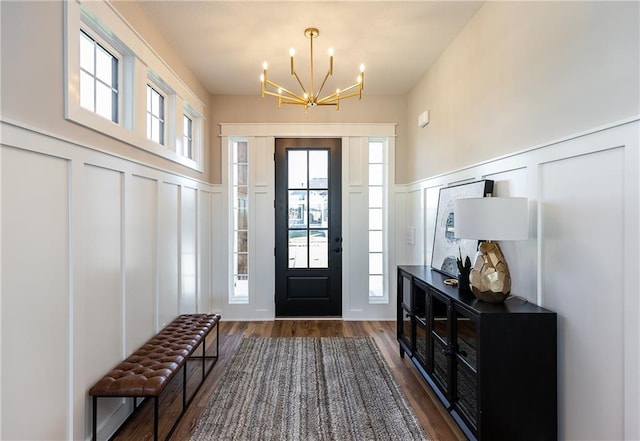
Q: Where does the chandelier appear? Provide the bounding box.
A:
[260,27,365,110]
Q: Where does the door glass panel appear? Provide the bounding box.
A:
[369,163,383,185]
[369,208,383,230]
[456,362,478,427]
[369,141,383,162]
[401,309,412,349]
[369,253,383,274]
[288,190,307,228]
[234,231,247,253]
[369,186,383,208]
[416,322,427,363]
[456,315,478,369]
[433,338,448,391]
[401,274,411,308]
[288,230,308,268]
[286,149,330,270]
[309,230,328,268]
[369,230,383,252]
[309,190,328,228]
[235,164,247,186]
[432,294,448,341]
[235,203,247,229]
[308,150,328,188]
[288,150,307,189]
[369,275,383,297]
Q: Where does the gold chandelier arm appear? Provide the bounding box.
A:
[265,79,308,103]
[291,71,309,98]
[315,68,332,101]
[262,89,307,105]
[316,81,363,105]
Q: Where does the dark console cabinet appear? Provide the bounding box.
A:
[397,265,557,441]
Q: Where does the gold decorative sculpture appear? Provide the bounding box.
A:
[469,241,511,303]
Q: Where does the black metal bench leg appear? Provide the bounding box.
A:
[183,362,187,410]
[154,396,159,441]
[202,335,206,382]
[93,396,98,441]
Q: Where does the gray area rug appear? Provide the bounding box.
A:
[191,336,429,441]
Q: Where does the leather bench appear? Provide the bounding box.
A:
[89,313,220,441]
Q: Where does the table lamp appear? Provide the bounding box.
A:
[453,196,528,303]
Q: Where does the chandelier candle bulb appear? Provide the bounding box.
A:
[329,48,334,74]
[289,48,295,74]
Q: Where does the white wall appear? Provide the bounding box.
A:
[0,121,217,440]
[397,119,640,441]
[406,1,640,183]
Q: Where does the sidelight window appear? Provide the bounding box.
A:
[368,140,387,302]
[231,140,249,303]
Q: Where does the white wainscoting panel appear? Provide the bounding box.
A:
[1,147,71,440]
[251,190,275,317]
[210,190,227,315]
[423,185,441,267]
[198,190,213,313]
[397,119,639,440]
[483,167,535,301]
[250,136,275,317]
[0,121,216,440]
[402,187,423,264]
[125,174,158,353]
[180,186,197,314]
[82,164,125,439]
[158,182,180,328]
[346,190,368,314]
[540,147,625,441]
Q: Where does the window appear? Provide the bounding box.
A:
[368,140,386,301]
[65,0,206,171]
[146,85,165,145]
[79,30,118,122]
[182,115,193,159]
[231,140,249,303]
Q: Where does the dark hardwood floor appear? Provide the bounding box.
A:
[111,320,465,441]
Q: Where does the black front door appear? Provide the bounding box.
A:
[275,138,342,317]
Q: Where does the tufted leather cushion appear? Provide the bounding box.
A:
[89,314,220,397]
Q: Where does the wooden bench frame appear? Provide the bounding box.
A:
[89,314,220,441]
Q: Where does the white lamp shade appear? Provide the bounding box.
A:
[454,197,528,241]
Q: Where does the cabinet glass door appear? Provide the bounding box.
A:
[430,290,450,397]
[454,307,479,431]
[400,272,412,309]
[399,307,413,351]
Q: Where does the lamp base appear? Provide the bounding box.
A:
[469,241,511,303]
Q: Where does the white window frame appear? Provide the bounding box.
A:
[64,0,205,172]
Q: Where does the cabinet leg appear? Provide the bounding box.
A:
[400,348,405,359]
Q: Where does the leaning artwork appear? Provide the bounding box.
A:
[431,180,494,277]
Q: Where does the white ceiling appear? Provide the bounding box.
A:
[136,1,484,97]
